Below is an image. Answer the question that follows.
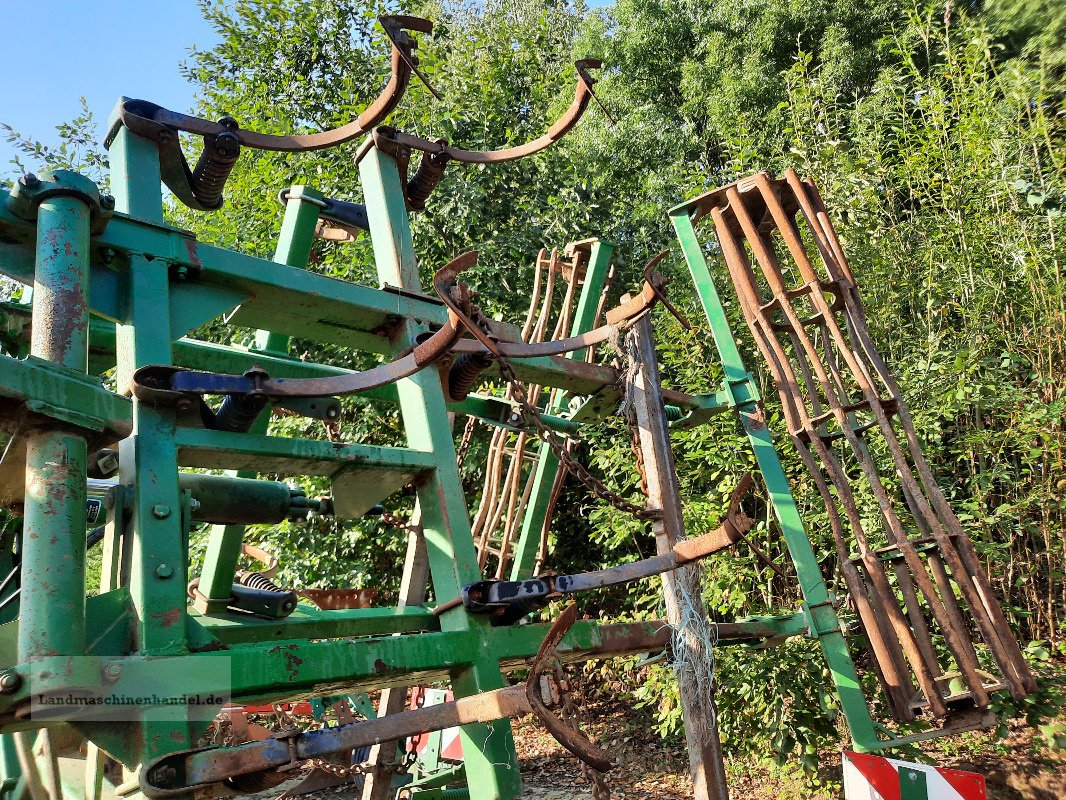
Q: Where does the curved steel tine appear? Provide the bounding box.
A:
[526,603,613,772]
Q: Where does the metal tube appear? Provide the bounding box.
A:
[19,194,91,660]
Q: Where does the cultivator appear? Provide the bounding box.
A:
[0,14,1033,800]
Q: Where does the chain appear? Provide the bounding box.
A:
[551,663,611,800]
[455,414,478,468]
[494,355,661,523]
[301,753,412,779]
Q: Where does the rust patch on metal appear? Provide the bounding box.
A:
[183,238,203,272]
[150,608,183,628]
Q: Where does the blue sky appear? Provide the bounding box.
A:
[0,1,219,175]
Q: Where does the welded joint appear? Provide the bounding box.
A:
[719,373,760,408]
[802,599,843,639]
[5,170,113,234]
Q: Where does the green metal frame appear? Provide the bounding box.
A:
[0,114,911,799]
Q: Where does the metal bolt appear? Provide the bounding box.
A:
[151,504,171,520]
[0,672,20,694]
[19,173,39,189]
[102,663,122,682]
[155,564,174,579]
[100,247,116,265]
[100,195,116,211]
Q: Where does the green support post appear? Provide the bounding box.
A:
[17,171,100,662]
[108,124,200,772]
[510,240,613,580]
[195,186,322,611]
[670,207,881,751]
[359,145,523,800]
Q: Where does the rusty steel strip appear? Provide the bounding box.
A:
[111,17,432,211]
[702,170,1035,721]
[120,17,428,153]
[444,253,670,362]
[139,604,607,796]
[373,59,606,165]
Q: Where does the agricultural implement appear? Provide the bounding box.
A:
[0,15,1032,800]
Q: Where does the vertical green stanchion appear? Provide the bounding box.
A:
[670,208,881,751]
[18,172,99,662]
[109,124,200,774]
[195,187,321,610]
[360,145,523,800]
[510,240,613,580]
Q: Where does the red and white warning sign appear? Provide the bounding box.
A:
[843,751,987,800]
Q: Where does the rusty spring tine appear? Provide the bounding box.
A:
[752,176,1013,702]
[487,437,523,540]
[784,176,1032,695]
[716,203,960,716]
[926,551,992,704]
[534,248,561,346]
[794,173,858,287]
[470,425,501,539]
[856,558,923,716]
[498,456,539,580]
[493,433,528,573]
[891,559,952,693]
[521,249,549,343]
[472,427,508,561]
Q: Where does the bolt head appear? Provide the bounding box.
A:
[155,563,174,579]
[100,194,116,211]
[0,672,21,693]
[151,504,171,520]
[103,663,122,682]
[19,173,39,189]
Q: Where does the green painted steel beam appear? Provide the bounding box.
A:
[18,174,98,664]
[174,427,438,475]
[360,145,522,800]
[108,124,200,764]
[191,606,440,645]
[0,353,129,435]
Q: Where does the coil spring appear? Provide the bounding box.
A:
[191,124,241,209]
[406,151,449,210]
[214,392,269,433]
[236,571,285,593]
[447,351,494,402]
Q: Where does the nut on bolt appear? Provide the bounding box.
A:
[19,173,40,189]
[0,672,21,694]
[152,504,171,520]
[103,663,122,682]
